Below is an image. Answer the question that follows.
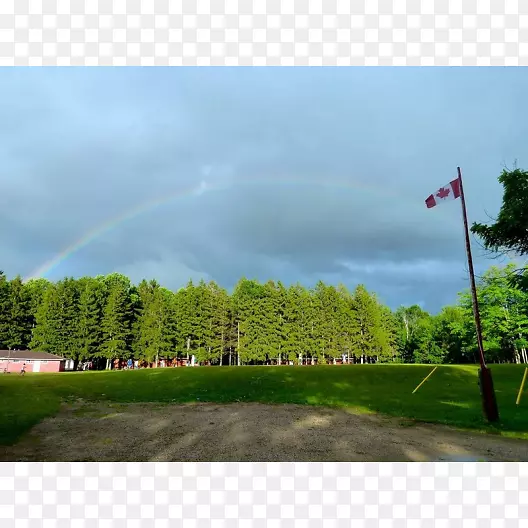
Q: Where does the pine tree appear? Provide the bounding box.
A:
[191,279,213,363]
[100,274,132,367]
[231,278,274,364]
[30,283,58,352]
[380,305,399,362]
[232,278,251,365]
[173,280,197,362]
[4,276,32,350]
[311,282,328,363]
[283,283,314,364]
[0,271,11,349]
[206,281,231,365]
[54,278,81,362]
[299,285,317,363]
[9,263,528,368]
[312,281,344,364]
[25,278,51,333]
[135,280,175,366]
[351,285,391,362]
[77,277,105,362]
[30,278,80,361]
[336,283,359,364]
[267,281,287,363]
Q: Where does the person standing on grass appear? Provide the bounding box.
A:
[127,358,133,370]
[20,363,26,376]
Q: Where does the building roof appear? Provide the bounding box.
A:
[0,350,66,361]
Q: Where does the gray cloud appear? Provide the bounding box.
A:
[1,67,527,312]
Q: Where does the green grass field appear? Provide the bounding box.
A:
[1,364,527,446]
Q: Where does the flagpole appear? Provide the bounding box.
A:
[457,166,499,423]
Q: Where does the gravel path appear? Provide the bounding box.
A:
[2,402,527,462]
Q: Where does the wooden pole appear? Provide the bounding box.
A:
[412,366,438,394]
[457,166,499,422]
[237,322,241,366]
[458,167,487,369]
[516,368,528,405]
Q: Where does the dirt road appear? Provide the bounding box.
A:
[2,401,527,462]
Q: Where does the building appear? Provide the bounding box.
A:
[0,350,67,373]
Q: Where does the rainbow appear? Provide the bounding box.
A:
[24,176,446,282]
[24,180,215,282]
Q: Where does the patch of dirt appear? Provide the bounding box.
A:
[1,402,527,462]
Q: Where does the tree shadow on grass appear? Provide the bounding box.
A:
[1,364,527,449]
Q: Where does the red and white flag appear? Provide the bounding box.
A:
[425,178,461,208]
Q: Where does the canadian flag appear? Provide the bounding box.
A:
[425,178,461,208]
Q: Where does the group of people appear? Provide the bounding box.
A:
[3,364,26,375]
[125,358,138,370]
[121,358,194,369]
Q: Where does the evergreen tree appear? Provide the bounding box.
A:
[77,277,106,362]
[4,260,527,368]
[135,280,175,366]
[30,283,58,352]
[30,278,80,361]
[207,281,231,365]
[0,271,11,349]
[196,279,215,363]
[261,281,285,363]
[336,284,358,364]
[54,278,81,361]
[311,281,331,363]
[173,280,196,361]
[380,305,399,362]
[4,276,32,350]
[25,278,52,332]
[351,285,391,362]
[282,284,306,364]
[100,274,132,367]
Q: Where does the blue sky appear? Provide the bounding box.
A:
[1,67,527,312]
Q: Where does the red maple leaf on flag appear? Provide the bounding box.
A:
[436,187,450,199]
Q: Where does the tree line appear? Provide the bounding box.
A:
[1,263,528,368]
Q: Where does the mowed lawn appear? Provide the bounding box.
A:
[1,364,527,445]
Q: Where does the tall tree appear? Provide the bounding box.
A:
[380,305,399,362]
[394,305,432,363]
[135,280,175,366]
[53,278,81,362]
[458,264,528,364]
[471,167,528,256]
[351,285,391,362]
[471,167,528,291]
[173,280,196,362]
[100,273,132,367]
[282,284,307,364]
[77,277,106,362]
[25,278,51,332]
[0,271,11,349]
[30,278,80,362]
[4,276,32,350]
[207,281,231,365]
[30,283,57,353]
[432,306,468,364]
[5,259,528,368]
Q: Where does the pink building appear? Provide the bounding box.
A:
[0,350,66,373]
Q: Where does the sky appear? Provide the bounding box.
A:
[1,67,527,313]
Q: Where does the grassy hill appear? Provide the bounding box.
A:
[1,364,527,445]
